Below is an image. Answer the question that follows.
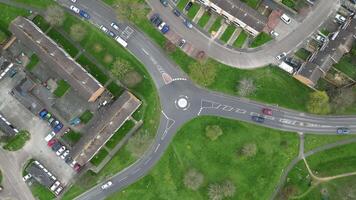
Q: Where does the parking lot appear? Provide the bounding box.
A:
[0,73,75,185]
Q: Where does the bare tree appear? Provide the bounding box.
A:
[70,24,87,42]
[45,5,65,27]
[221,180,236,197]
[126,131,153,158]
[331,88,355,112]
[208,183,224,200]
[240,143,257,158]
[183,168,204,190]
[205,125,223,141]
[110,58,131,79]
[113,0,147,21]
[237,78,256,97]
[122,70,143,87]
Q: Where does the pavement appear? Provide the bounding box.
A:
[0,0,352,200]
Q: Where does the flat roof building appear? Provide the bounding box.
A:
[26,163,56,188]
[71,91,141,166]
[9,17,105,102]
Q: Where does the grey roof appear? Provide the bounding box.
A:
[12,78,42,113]
[72,91,141,166]
[26,163,56,188]
[9,17,105,102]
[210,0,267,32]
[296,19,356,86]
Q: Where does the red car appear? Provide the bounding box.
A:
[47,138,57,147]
[262,108,273,116]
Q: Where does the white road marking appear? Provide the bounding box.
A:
[144,157,152,165]
[235,108,247,114]
[141,48,149,55]
[161,130,168,140]
[132,167,141,174]
[154,143,161,153]
[118,176,128,182]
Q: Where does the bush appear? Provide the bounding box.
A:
[205,125,223,141]
[122,71,143,87]
[189,61,217,86]
[240,143,257,158]
[70,24,87,42]
[306,91,330,114]
[183,168,204,190]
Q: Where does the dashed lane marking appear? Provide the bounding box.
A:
[154,144,161,153]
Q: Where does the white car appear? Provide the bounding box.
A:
[23,174,32,182]
[56,146,66,156]
[101,181,113,190]
[55,186,63,195]
[270,30,279,37]
[44,131,56,142]
[100,25,108,33]
[110,22,120,31]
[70,5,80,14]
[280,14,291,24]
[158,22,166,30]
[60,150,70,159]
[70,0,77,2]
[276,52,287,60]
[70,160,77,168]
[335,14,346,23]
[50,181,61,191]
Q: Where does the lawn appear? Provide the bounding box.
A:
[333,54,356,79]
[197,11,211,28]
[14,0,54,8]
[233,30,248,48]
[90,148,109,166]
[76,55,109,84]
[219,24,235,43]
[304,134,356,152]
[0,3,29,35]
[53,79,70,97]
[209,16,223,34]
[250,32,273,48]
[186,3,200,20]
[282,0,296,9]
[177,0,190,11]
[32,15,50,32]
[3,130,30,151]
[295,48,311,61]
[0,30,6,44]
[30,182,55,200]
[240,0,262,9]
[79,110,93,124]
[47,28,79,57]
[26,54,39,71]
[106,81,124,98]
[105,120,135,149]
[107,116,299,200]
[62,130,82,146]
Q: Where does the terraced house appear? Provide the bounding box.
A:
[197,0,267,36]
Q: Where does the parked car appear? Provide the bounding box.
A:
[100,25,108,33]
[70,0,77,2]
[70,5,80,13]
[178,39,186,48]
[110,22,120,31]
[51,120,60,128]
[48,117,55,124]
[50,181,61,191]
[316,34,326,43]
[55,186,64,196]
[60,150,70,160]
[276,52,287,60]
[183,19,193,29]
[45,131,56,142]
[335,14,346,24]
[151,15,162,27]
[251,116,265,123]
[185,2,193,11]
[53,123,63,133]
[161,24,170,34]
[65,156,73,164]
[173,9,181,17]
[262,108,273,116]
[23,174,32,182]
[270,30,279,37]
[39,109,48,119]
[101,181,113,190]
[280,14,291,24]
[79,10,90,19]
[44,112,52,120]
[160,0,168,6]
[337,127,350,134]
[108,31,116,38]
[56,146,66,156]
[52,141,62,152]
[158,22,166,30]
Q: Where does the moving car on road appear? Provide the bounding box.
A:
[101,181,113,190]
[337,127,350,134]
[251,116,265,123]
[262,108,273,116]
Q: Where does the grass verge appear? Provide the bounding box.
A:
[220,24,235,43]
[0,3,29,35]
[53,79,70,97]
[79,110,93,124]
[90,148,109,166]
[187,3,200,20]
[209,16,222,34]
[233,30,248,48]
[26,54,39,71]
[105,120,135,149]
[106,81,124,98]
[197,11,211,28]
[3,130,30,151]
[30,182,56,200]
[250,32,273,48]
[62,130,82,146]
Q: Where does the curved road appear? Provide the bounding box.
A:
[147,0,339,68]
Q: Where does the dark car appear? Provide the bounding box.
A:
[177,39,186,48]
[262,108,273,116]
[79,10,90,19]
[251,116,265,123]
[337,127,350,134]
[65,156,73,165]
[161,24,170,34]
[173,9,181,17]
[53,123,63,133]
[108,31,116,38]
[73,163,81,172]
[52,141,62,151]
[160,0,168,6]
[185,2,193,11]
[39,109,48,119]
[183,19,193,29]
[51,120,60,128]
[151,15,162,27]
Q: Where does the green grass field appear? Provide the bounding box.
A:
[240,0,262,9]
[47,28,79,57]
[233,31,248,48]
[219,25,235,43]
[90,148,109,166]
[26,54,39,71]
[106,81,124,98]
[106,116,298,199]
[79,110,93,124]
[333,54,356,79]
[0,3,29,35]
[76,55,109,84]
[0,30,6,44]
[53,79,70,97]
[250,32,273,48]
[30,182,55,200]
[295,48,311,61]
[3,131,30,151]
[105,120,135,149]
[187,3,200,20]
[14,0,54,8]
[197,11,211,28]
[62,130,82,146]
[209,16,223,34]
[32,15,50,32]
[304,134,356,152]
[177,0,189,11]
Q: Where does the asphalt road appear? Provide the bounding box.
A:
[48,1,356,200]
[147,0,340,68]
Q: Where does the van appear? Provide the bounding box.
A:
[280,14,291,24]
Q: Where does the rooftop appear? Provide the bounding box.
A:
[26,163,56,188]
[9,17,105,102]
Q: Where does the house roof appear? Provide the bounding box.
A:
[9,17,105,102]
[210,0,267,32]
[71,91,141,166]
[26,163,56,188]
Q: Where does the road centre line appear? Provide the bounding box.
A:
[141,48,149,55]
[144,157,152,165]
[154,144,161,153]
